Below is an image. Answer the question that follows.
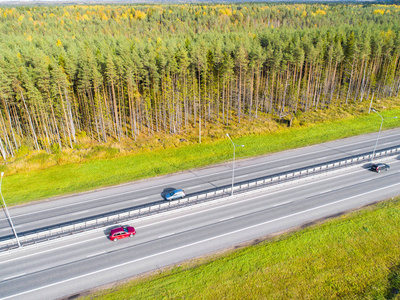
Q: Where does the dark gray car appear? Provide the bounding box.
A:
[371,163,390,173]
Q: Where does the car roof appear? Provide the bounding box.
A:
[110,226,125,235]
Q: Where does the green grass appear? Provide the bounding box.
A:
[83,198,400,300]
[2,108,400,206]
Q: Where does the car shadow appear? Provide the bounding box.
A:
[103,226,119,240]
[362,162,374,171]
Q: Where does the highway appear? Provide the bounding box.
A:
[1,128,400,239]
[0,129,400,299]
[1,155,400,299]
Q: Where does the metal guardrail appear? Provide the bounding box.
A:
[1,145,400,252]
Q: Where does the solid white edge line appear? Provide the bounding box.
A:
[4,181,400,299]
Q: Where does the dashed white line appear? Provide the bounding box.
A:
[3,273,26,281]
[220,217,234,222]
[71,210,90,216]
[86,251,105,258]
[273,201,292,207]
[190,185,203,189]
[158,233,175,239]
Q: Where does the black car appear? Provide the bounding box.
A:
[370,163,390,173]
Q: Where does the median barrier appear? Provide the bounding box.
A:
[62,225,74,232]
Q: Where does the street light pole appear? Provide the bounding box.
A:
[226,134,244,196]
[370,109,397,162]
[0,172,21,247]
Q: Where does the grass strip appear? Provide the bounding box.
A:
[2,108,400,206]
[83,198,400,300]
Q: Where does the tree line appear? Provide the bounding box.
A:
[0,3,399,159]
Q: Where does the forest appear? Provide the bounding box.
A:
[0,3,399,160]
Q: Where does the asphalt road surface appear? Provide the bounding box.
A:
[0,129,400,299]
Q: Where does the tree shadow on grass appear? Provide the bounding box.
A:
[385,263,400,299]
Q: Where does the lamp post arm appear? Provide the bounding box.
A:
[226,134,236,196]
[370,110,396,162]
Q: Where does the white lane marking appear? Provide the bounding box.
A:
[158,233,175,239]
[86,251,105,258]
[71,210,90,216]
[5,132,400,221]
[316,157,328,160]
[5,181,400,300]
[190,185,203,189]
[220,217,234,222]
[236,175,249,179]
[3,273,26,281]
[273,201,292,207]
[134,197,149,201]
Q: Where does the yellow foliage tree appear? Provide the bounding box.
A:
[315,10,326,16]
[134,10,146,20]
[374,9,385,15]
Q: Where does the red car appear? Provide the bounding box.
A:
[109,226,136,242]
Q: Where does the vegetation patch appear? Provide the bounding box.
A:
[82,198,400,300]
